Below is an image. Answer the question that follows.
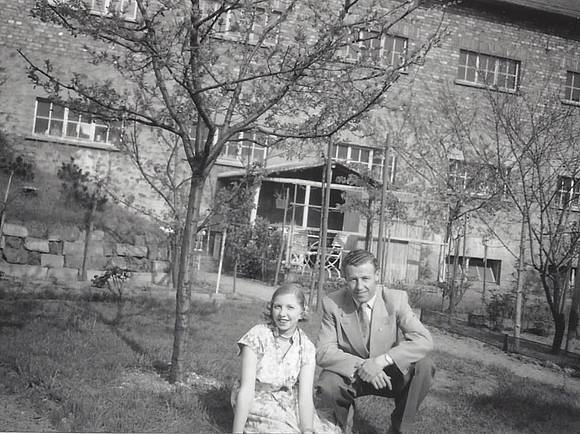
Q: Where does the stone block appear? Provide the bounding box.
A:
[41,253,65,268]
[104,242,115,256]
[152,272,171,286]
[3,247,28,264]
[48,226,82,242]
[0,261,48,280]
[125,257,151,272]
[5,236,23,249]
[105,256,128,269]
[25,221,48,238]
[115,243,148,258]
[27,251,41,266]
[91,230,105,241]
[49,241,63,255]
[47,267,79,282]
[152,260,171,273]
[24,237,50,253]
[63,241,104,256]
[3,223,28,238]
[134,235,147,246]
[127,272,152,286]
[64,254,107,270]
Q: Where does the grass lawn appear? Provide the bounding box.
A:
[1,286,580,433]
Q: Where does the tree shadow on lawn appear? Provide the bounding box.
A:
[424,376,580,433]
[470,377,580,433]
[199,385,233,432]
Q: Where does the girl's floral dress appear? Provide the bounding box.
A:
[231,323,342,434]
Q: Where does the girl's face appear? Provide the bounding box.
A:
[271,293,303,337]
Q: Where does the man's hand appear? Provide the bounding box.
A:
[369,371,392,390]
[356,357,384,381]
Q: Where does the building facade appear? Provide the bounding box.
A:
[0,0,579,292]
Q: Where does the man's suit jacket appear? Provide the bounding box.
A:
[316,286,433,379]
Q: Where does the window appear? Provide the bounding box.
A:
[88,0,138,21]
[205,1,281,45]
[332,144,396,184]
[556,176,580,209]
[564,71,580,104]
[457,50,520,92]
[371,149,397,184]
[342,30,407,66]
[448,256,501,284]
[220,131,268,165]
[448,159,497,197]
[33,98,122,146]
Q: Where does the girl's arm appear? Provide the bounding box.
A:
[232,345,257,434]
[298,359,316,434]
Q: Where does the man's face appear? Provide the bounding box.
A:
[344,261,379,304]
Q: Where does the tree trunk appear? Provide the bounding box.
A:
[552,312,566,354]
[447,236,461,315]
[365,199,374,252]
[80,198,97,281]
[233,255,238,294]
[169,176,204,383]
[513,218,526,350]
[0,169,14,239]
[565,253,580,352]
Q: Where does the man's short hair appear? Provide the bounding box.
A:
[341,249,378,273]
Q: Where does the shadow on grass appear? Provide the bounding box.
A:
[471,377,580,431]
[199,386,233,433]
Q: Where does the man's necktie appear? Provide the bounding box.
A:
[359,303,371,348]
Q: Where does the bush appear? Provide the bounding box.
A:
[523,299,553,336]
[486,291,515,331]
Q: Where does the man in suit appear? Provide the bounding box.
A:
[316,249,434,434]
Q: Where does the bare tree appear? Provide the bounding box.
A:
[23,0,448,381]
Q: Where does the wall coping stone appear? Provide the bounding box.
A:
[3,223,28,238]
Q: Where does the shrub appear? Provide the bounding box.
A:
[486,290,515,331]
[91,266,131,301]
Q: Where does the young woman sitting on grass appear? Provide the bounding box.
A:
[231,283,341,434]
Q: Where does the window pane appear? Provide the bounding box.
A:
[34,118,48,134]
[94,125,109,142]
[49,120,63,136]
[465,67,476,82]
[253,147,265,162]
[79,121,92,139]
[51,105,65,120]
[36,101,51,118]
[337,144,348,159]
[66,121,79,138]
[360,149,370,163]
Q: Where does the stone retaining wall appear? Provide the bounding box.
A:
[0,222,173,285]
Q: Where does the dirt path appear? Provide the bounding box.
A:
[433,328,580,395]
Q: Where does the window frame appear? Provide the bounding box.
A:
[556,175,580,210]
[204,1,282,46]
[447,158,499,197]
[456,49,520,93]
[342,29,408,67]
[563,71,580,106]
[220,130,269,165]
[32,98,122,147]
[332,143,397,184]
[88,0,138,22]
